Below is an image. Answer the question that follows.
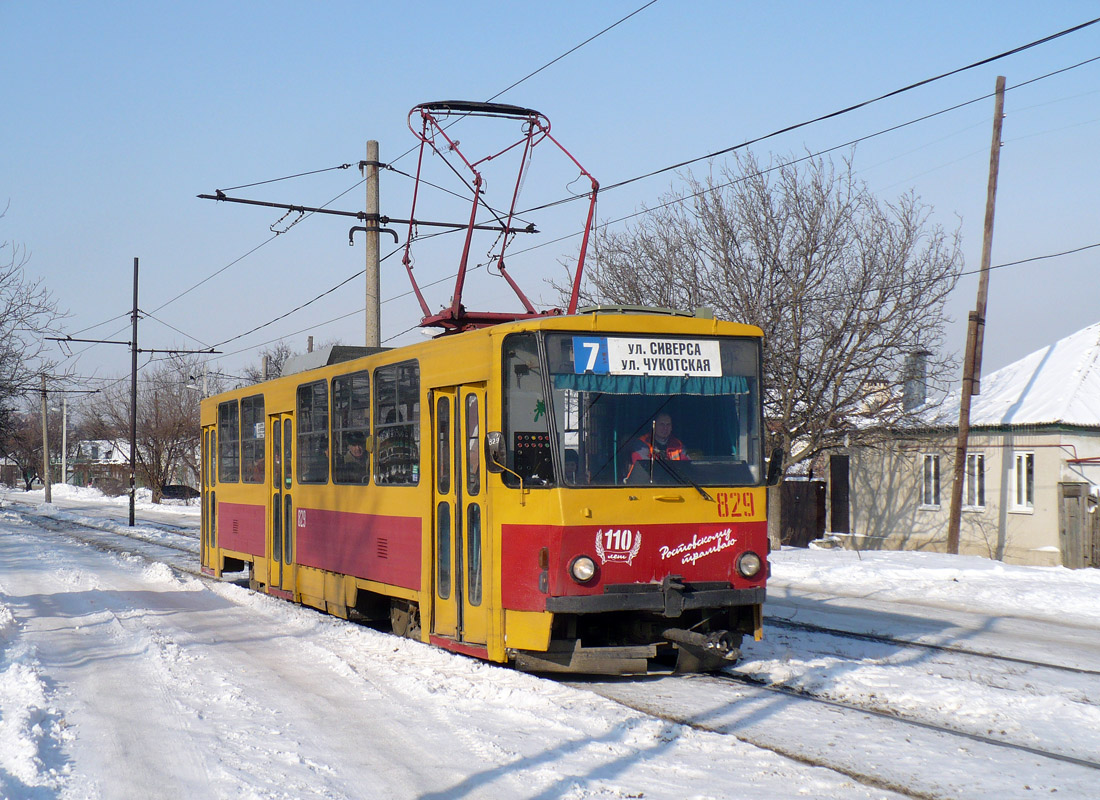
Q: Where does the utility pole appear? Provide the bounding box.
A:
[47,257,217,525]
[61,397,67,487]
[130,257,139,527]
[363,140,381,347]
[946,75,1006,554]
[40,374,51,504]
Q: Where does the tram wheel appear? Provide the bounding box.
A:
[390,600,421,639]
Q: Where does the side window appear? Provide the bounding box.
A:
[502,333,551,488]
[297,381,329,484]
[208,429,217,486]
[375,361,420,485]
[217,400,240,483]
[333,371,371,484]
[437,396,451,494]
[466,393,480,496]
[241,394,266,483]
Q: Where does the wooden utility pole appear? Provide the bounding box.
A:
[363,140,381,347]
[40,373,51,504]
[946,75,1006,554]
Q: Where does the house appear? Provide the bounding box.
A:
[71,440,132,494]
[838,322,1100,567]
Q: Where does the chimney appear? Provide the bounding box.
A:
[903,350,932,411]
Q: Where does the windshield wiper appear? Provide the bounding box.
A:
[654,456,713,502]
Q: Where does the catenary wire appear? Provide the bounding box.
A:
[116,19,1100,371]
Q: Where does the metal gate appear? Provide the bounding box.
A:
[780,479,826,548]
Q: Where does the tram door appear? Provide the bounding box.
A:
[201,425,216,570]
[431,384,489,645]
[267,413,296,597]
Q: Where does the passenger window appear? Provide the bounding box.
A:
[297,381,329,483]
[241,394,266,483]
[333,371,371,484]
[375,361,420,485]
[217,400,240,483]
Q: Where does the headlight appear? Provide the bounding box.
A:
[737,551,763,578]
[569,555,597,583]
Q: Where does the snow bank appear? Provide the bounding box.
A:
[770,548,1100,625]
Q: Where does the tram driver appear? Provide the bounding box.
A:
[631,412,689,463]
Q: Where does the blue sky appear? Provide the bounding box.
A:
[3,1,1099,390]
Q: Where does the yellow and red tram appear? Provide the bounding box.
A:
[200,308,769,674]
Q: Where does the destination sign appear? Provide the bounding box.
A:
[572,336,722,377]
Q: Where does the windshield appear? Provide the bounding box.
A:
[542,332,763,487]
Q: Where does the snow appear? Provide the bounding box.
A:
[2,485,1100,798]
[932,319,1100,427]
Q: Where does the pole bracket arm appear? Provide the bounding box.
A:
[350,225,399,246]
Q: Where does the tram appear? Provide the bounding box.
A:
[199,309,768,673]
[199,103,771,674]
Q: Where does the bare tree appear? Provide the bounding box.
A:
[2,409,43,490]
[0,204,63,421]
[85,355,208,502]
[242,341,295,385]
[566,151,963,474]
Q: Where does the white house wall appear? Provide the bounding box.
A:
[848,429,1095,566]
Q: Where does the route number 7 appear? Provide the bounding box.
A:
[581,341,601,372]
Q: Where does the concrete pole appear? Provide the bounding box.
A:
[40,373,51,503]
[61,396,67,487]
[364,140,381,347]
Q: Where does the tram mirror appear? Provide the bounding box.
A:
[765,447,784,486]
[486,431,506,473]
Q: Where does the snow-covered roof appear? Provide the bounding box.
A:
[932,321,1100,428]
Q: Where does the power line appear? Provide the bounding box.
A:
[486,0,661,103]
[519,19,1100,218]
[508,51,1100,262]
[121,16,1100,371]
[218,163,355,193]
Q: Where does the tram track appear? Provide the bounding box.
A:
[3,503,203,571]
[572,666,1100,800]
[712,671,1100,771]
[765,615,1100,678]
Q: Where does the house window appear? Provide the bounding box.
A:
[963,452,985,509]
[1011,451,1034,511]
[920,454,940,508]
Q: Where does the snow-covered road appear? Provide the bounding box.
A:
[3,486,1100,799]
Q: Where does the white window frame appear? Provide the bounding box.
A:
[1010,451,1035,512]
[919,454,940,509]
[962,452,985,510]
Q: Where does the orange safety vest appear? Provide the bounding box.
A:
[636,433,687,461]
